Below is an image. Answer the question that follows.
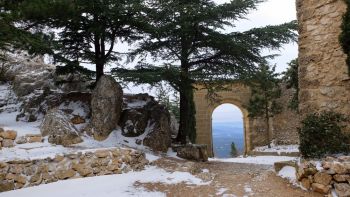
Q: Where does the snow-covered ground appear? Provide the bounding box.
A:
[0,128,167,162]
[209,156,298,165]
[253,144,299,154]
[0,111,41,136]
[0,166,210,197]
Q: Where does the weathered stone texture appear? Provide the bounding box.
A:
[0,148,148,192]
[91,75,123,140]
[272,85,300,145]
[297,0,350,125]
[297,157,350,196]
[40,108,82,146]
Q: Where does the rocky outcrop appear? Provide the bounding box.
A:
[176,144,209,162]
[120,94,172,152]
[91,75,123,140]
[297,156,350,196]
[40,108,82,146]
[7,56,55,97]
[0,148,148,192]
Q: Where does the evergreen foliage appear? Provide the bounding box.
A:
[113,0,298,144]
[247,64,281,145]
[0,0,143,81]
[299,111,350,158]
[154,84,180,121]
[0,1,53,55]
[340,0,350,74]
[230,142,238,157]
[283,59,299,111]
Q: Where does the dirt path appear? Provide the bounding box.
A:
[137,157,322,197]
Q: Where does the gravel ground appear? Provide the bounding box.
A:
[136,157,322,197]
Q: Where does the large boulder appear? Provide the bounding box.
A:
[176,144,209,162]
[120,94,172,152]
[170,113,179,138]
[40,108,82,146]
[91,75,123,140]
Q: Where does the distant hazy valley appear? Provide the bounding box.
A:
[212,122,244,158]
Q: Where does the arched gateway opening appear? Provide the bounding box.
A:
[194,83,252,157]
[212,104,244,158]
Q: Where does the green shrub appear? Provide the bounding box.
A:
[299,111,350,158]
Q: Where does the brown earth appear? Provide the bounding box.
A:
[135,157,322,197]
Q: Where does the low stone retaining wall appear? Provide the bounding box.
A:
[297,156,350,197]
[0,129,17,148]
[0,148,149,192]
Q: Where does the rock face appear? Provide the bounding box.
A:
[40,108,82,146]
[176,144,208,162]
[91,75,123,140]
[120,94,172,152]
[10,57,55,97]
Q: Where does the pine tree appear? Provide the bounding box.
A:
[112,0,297,144]
[0,1,52,56]
[230,142,238,157]
[0,0,142,81]
[154,84,180,121]
[247,64,281,147]
[283,59,299,111]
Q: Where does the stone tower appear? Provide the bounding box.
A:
[297,0,350,122]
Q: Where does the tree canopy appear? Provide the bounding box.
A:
[113,0,298,143]
[0,0,143,81]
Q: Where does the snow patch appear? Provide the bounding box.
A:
[216,188,228,195]
[126,100,148,108]
[277,166,301,188]
[253,144,299,154]
[0,111,41,136]
[278,166,296,181]
[209,156,298,165]
[1,166,210,197]
[146,153,160,162]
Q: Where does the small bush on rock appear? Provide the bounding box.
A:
[299,111,350,158]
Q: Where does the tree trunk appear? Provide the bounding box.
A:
[177,88,189,144]
[176,68,196,144]
[265,101,271,148]
[96,61,104,82]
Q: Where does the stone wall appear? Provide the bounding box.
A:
[0,148,148,192]
[297,156,350,196]
[297,0,350,129]
[272,85,300,145]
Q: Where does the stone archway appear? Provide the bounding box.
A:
[194,83,252,157]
